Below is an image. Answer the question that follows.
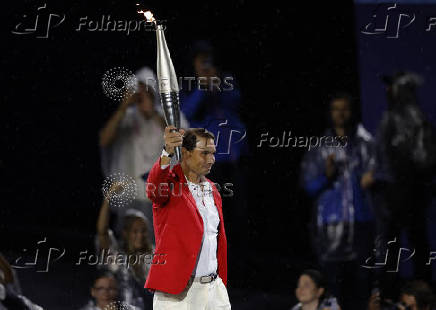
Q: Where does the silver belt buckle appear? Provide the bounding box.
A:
[200,275,212,283]
[200,273,216,283]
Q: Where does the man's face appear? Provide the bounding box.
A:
[330,98,351,128]
[183,137,216,176]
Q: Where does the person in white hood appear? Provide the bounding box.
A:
[99,66,189,243]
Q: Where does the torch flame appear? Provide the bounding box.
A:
[138,9,156,23]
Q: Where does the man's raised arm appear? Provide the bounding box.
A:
[146,126,185,206]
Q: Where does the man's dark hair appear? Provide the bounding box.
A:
[182,128,215,151]
[401,280,435,310]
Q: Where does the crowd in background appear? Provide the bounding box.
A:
[1,41,435,310]
[300,72,436,310]
[81,41,247,310]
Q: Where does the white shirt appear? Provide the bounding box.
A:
[160,162,220,277]
[185,178,220,277]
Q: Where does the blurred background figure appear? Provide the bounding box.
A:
[368,280,435,310]
[99,66,189,243]
[96,192,154,310]
[78,270,123,310]
[300,92,376,310]
[181,41,247,164]
[372,72,436,298]
[180,41,249,283]
[291,269,341,310]
[0,253,43,310]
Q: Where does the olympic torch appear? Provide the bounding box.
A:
[139,10,182,161]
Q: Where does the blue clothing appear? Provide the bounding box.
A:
[180,86,247,163]
[301,124,376,261]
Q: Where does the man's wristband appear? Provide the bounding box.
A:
[161,147,174,158]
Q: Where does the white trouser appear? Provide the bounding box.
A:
[153,276,231,310]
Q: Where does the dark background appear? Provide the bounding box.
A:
[2,0,370,308]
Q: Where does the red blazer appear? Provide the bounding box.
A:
[144,157,228,294]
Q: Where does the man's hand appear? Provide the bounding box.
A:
[164,126,185,155]
[326,154,337,180]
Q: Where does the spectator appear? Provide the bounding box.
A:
[300,92,376,310]
[78,271,119,310]
[373,72,436,298]
[291,269,341,310]
[0,253,43,310]
[399,281,435,310]
[368,280,435,310]
[99,66,189,242]
[96,190,154,310]
[181,41,247,164]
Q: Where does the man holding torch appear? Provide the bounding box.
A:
[145,126,231,309]
[137,10,230,308]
